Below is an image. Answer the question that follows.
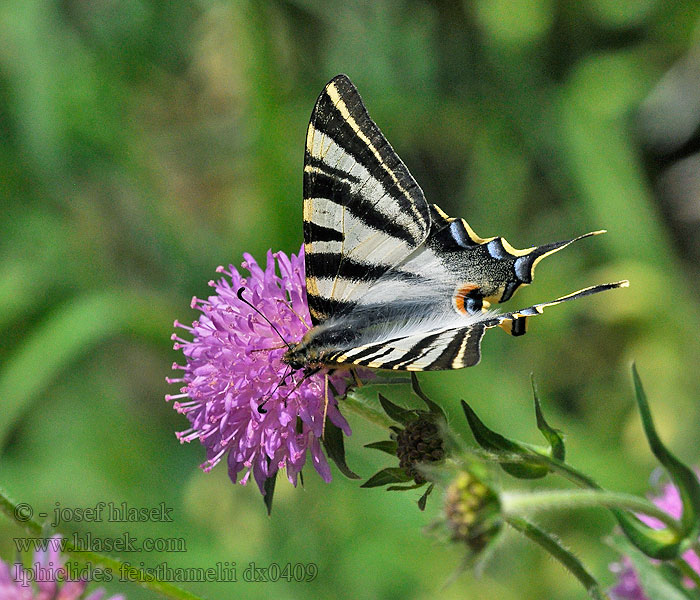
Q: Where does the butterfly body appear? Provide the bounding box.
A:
[287,75,627,373]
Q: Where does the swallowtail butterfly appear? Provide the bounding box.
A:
[282,75,627,373]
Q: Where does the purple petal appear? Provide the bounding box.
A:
[169,246,352,495]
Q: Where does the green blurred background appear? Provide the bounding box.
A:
[2,1,700,598]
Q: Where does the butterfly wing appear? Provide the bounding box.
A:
[298,74,627,372]
[303,75,431,325]
[325,281,628,370]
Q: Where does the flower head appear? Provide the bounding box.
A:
[444,469,502,553]
[167,246,351,493]
[609,474,700,599]
[0,535,124,600]
[396,414,445,485]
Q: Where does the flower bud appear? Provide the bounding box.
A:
[444,471,502,553]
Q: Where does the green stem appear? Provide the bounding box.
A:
[471,448,687,557]
[675,557,700,589]
[506,515,610,600]
[468,448,597,488]
[0,489,204,600]
[341,389,394,429]
[502,490,681,534]
[692,540,700,557]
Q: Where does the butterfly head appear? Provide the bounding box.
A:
[282,345,308,371]
[282,335,329,372]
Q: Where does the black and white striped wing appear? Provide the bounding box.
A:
[329,323,488,371]
[303,75,431,325]
[326,281,628,371]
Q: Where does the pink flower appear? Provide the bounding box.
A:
[609,556,650,600]
[0,535,124,600]
[609,475,700,599]
[167,246,350,494]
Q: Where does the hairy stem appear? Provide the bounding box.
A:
[502,489,681,534]
[507,514,610,600]
[342,389,394,429]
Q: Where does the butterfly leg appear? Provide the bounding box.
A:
[350,368,363,388]
[322,373,330,439]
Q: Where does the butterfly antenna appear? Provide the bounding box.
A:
[236,288,293,350]
[250,344,288,354]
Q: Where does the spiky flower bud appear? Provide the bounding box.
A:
[444,471,501,553]
[395,415,445,484]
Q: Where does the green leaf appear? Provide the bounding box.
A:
[322,419,360,480]
[531,375,566,462]
[360,467,413,488]
[418,483,434,511]
[364,440,398,455]
[461,400,549,479]
[411,373,446,419]
[342,388,394,429]
[609,365,700,560]
[601,365,698,561]
[610,509,681,561]
[508,515,606,600]
[632,364,700,541]
[263,472,277,516]
[378,394,415,425]
[386,483,424,491]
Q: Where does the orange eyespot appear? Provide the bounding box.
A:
[453,283,480,315]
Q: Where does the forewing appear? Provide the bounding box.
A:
[303,75,431,325]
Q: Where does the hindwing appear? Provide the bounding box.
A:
[324,282,626,371]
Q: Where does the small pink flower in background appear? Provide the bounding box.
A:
[0,535,124,600]
[167,246,350,494]
[609,476,700,599]
[609,556,649,600]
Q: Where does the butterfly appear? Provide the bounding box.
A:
[282,75,627,373]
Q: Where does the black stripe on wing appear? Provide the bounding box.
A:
[305,221,344,243]
[426,325,486,370]
[303,75,431,326]
[308,75,429,231]
[306,253,391,282]
[326,324,487,372]
[304,171,419,245]
[377,331,443,370]
[305,153,361,185]
[305,294,357,323]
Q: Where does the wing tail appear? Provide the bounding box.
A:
[494,280,629,336]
